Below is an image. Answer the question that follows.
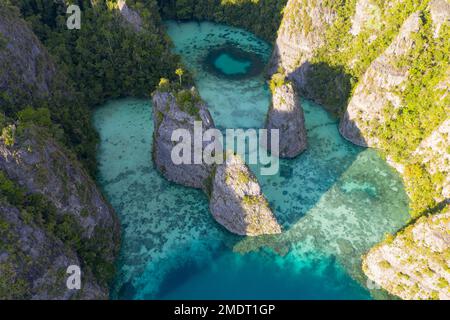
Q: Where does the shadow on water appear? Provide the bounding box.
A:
[255,102,365,230]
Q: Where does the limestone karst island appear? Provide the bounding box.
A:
[0,0,449,304]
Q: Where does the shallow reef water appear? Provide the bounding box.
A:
[94,21,410,300]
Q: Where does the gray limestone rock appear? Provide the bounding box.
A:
[209,153,282,236]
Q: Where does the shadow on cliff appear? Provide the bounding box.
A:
[285,61,355,117]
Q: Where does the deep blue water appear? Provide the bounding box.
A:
[93,21,410,300]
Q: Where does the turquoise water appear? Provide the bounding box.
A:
[214,53,251,75]
[94,21,410,300]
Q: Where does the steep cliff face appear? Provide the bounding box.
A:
[210,153,282,236]
[265,74,307,158]
[269,0,336,76]
[0,126,120,244]
[152,86,216,190]
[0,126,120,299]
[0,2,101,174]
[0,4,56,111]
[0,202,107,299]
[363,208,450,300]
[339,11,422,147]
[269,0,341,110]
[338,0,449,213]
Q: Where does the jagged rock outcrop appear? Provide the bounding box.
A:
[117,0,143,31]
[0,4,56,108]
[210,153,282,236]
[363,208,450,300]
[339,12,422,147]
[265,76,307,158]
[0,126,120,299]
[268,0,336,76]
[152,87,216,190]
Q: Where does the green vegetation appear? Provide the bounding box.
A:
[175,89,201,117]
[1,125,16,147]
[378,260,392,269]
[0,171,115,291]
[374,11,449,159]
[17,107,53,128]
[282,0,448,217]
[269,72,287,93]
[156,76,202,118]
[0,261,30,299]
[12,0,183,105]
[157,0,287,42]
[176,68,185,85]
[243,195,262,206]
[403,163,438,217]
[437,277,449,289]
[1,0,186,174]
[375,10,449,217]
[158,77,172,92]
[236,170,251,185]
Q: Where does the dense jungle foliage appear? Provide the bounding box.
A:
[157,0,287,42]
[1,0,185,174]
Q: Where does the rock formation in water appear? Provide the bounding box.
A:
[152,81,282,236]
[363,208,450,300]
[152,85,216,190]
[210,153,282,236]
[0,126,120,299]
[265,73,307,158]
